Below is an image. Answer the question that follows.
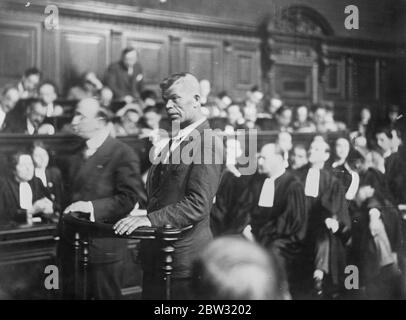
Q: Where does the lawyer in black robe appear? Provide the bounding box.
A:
[294,140,351,295]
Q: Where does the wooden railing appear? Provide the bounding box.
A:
[62,213,193,300]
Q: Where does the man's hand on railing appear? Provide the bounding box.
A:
[113,215,152,235]
[64,201,94,221]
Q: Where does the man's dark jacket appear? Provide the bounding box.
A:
[140,120,224,278]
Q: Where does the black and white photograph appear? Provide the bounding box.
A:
[0,0,406,308]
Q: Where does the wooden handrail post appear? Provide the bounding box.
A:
[161,224,176,300]
[73,232,80,300]
[81,235,90,300]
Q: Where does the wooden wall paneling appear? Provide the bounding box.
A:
[110,29,124,66]
[42,26,59,88]
[123,31,170,92]
[169,35,182,75]
[180,37,223,91]
[58,25,111,94]
[226,40,261,99]
[0,20,41,88]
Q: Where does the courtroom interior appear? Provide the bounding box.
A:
[0,0,406,300]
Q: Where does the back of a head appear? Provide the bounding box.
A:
[191,236,289,300]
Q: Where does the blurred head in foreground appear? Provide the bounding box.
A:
[191,236,290,300]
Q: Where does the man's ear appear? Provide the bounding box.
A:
[194,94,201,106]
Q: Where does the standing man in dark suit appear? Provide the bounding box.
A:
[114,73,224,299]
[104,47,143,103]
[59,97,147,299]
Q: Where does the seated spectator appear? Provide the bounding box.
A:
[351,132,368,153]
[199,79,215,106]
[351,149,393,204]
[191,236,291,300]
[245,85,264,110]
[356,107,372,136]
[331,137,351,168]
[276,131,293,168]
[2,98,54,135]
[260,105,293,132]
[104,46,143,103]
[391,128,402,154]
[99,86,114,109]
[0,151,54,226]
[67,71,103,101]
[376,126,395,159]
[31,141,64,215]
[313,104,329,133]
[386,104,401,128]
[366,150,386,174]
[258,94,282,119]
[0,86,19,129]
[214,91,232,117]
[17,67,41,99]
[324,105,346,132]
[242,104,260,130]
[331,138,360,201]
[351,184,403,299]
[39,81,63,117]
[289,144,308,170]
[114,103,143,137]
[293,105,316,133]
[139,106,163,140]
[140,89,158,108]
[224,103,247,132]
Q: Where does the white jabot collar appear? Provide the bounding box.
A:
[305,167,320,197]
[258,168,286,207]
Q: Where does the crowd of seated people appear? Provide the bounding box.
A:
[0,48,405,300]
[210,113,406,299]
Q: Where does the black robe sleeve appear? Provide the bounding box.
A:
[254,176,307,259]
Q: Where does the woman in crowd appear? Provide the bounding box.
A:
[31,141,64,216]
[0,151,55,226]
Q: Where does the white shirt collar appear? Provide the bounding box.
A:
[173,117,206,142]
[35,168,47,186]
[27,119,35,135]
[86,128,110,151]
[0,108,5,128]
[46,103,54,118]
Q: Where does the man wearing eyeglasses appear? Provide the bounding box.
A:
[59,97,147,299]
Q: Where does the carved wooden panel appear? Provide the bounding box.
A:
[125,32,169,91]
[229,43,260,98]
[181,38,223,89]
[0,22,39,87]
[275,64,313,104]
[352,57,376,102]
[59,27,110,93]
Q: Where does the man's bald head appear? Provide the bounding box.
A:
[77,97,100,117]
[258,143,284,177]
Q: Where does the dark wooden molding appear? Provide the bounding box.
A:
[4,0,405,53]
[4,0,258,37]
